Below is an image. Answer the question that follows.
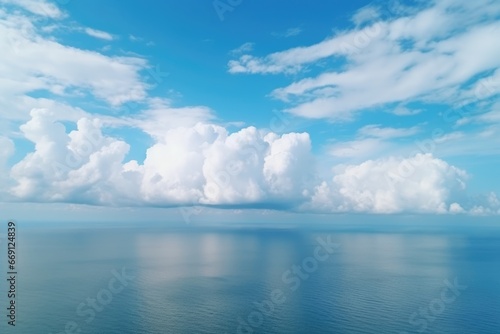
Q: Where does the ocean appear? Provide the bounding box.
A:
[2,221,500,333]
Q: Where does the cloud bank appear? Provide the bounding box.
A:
[5,110,498,215]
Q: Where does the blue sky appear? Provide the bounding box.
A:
[0,0,499,222]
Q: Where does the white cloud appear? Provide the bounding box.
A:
[283,27,302,37]
[130,125,315,207]
[0,0,64,18]
[272,27,303,38]
[0,136,14,162]
[0,136,15,200]
[0,6,151,148]
[1,95,89,122]
[305,153,468,214]
[330,138,388,159]
[433,132,465,144]
[328,125,420,160]
[423,123,500,158]
[229,0,500,121]
[469,193,500,215]
[0,9,149,121]
[4,109,499,215]
[262,132,314,201]
[9,109,132,204]
[392,106,422,116]
[129,34,141,42]
[8,109,315,208]
[358,124,420,139]
[228,20,384,74]
[449,202,465,214]
[120,98,216,140]
[230,42,254,56]
[352,5,380,25]
[457,102,500,126]
[84,27,114,41]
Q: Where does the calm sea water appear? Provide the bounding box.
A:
[1,222,500,333]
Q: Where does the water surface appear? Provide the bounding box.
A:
[1,223,499,333]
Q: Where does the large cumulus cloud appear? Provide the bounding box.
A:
[304,154,468,214]
[5,109,498,215]
[8,110,315,208]
[10,109,131,204]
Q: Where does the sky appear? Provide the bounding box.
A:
[0,0,499,223]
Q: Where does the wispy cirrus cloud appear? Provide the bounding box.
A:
[358,124,420,139]
[0,6,149,123]
[272,27,303,38]
[229,0,500,122]
[230,42,254,56]
[0,0,64,18]
[84,27,114,41]
[328,125,420,160]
